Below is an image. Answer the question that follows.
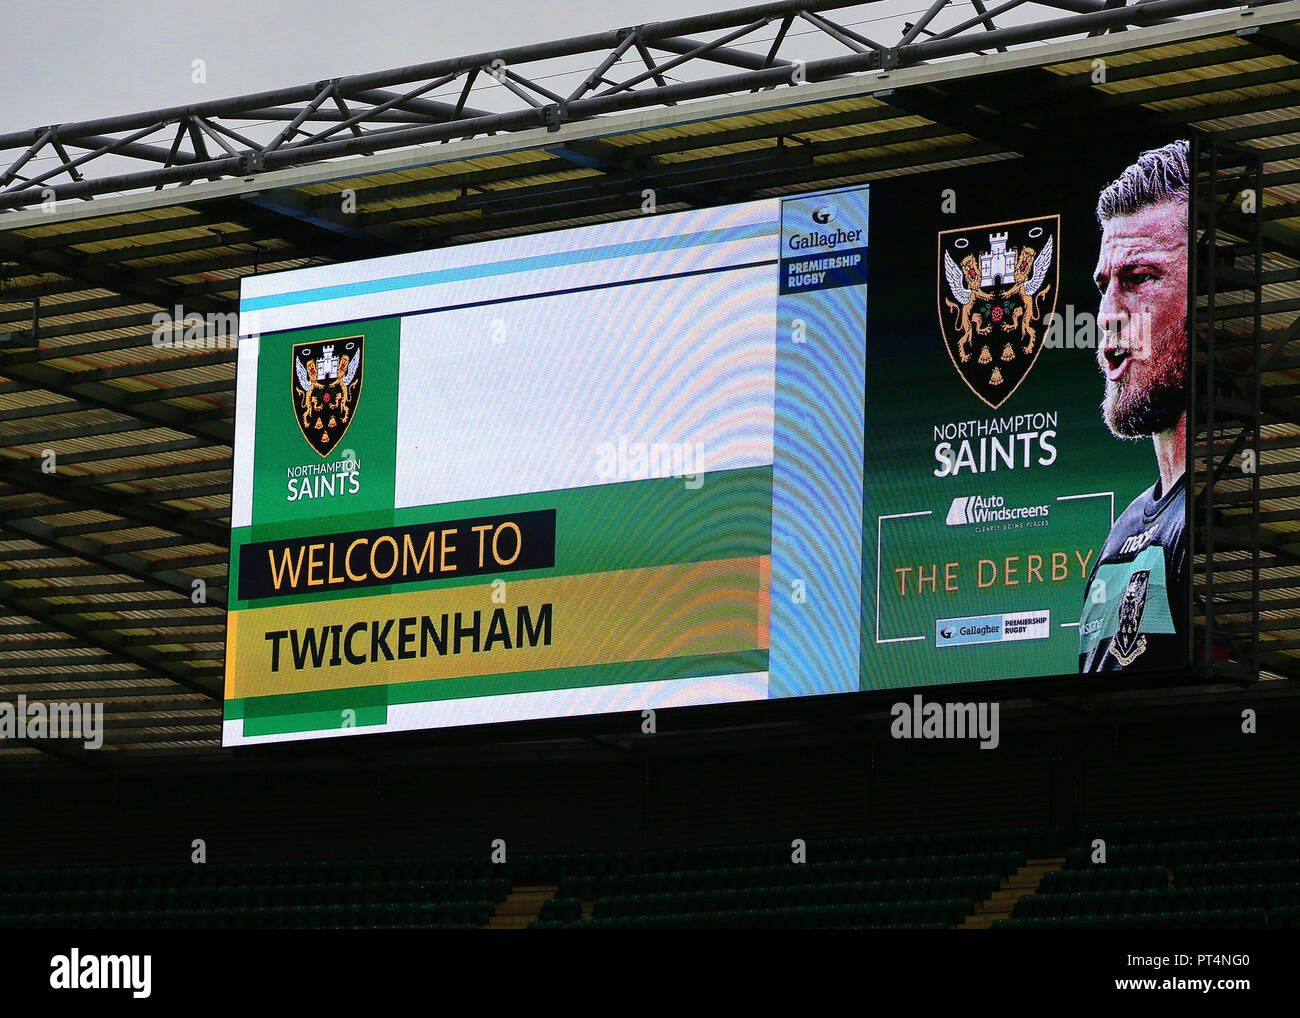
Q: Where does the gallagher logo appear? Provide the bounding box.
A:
[786,201,861,252]
[938,215,1059,409]
[293,337,363,457]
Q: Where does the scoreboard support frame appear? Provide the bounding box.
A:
[1191,130,1266,683]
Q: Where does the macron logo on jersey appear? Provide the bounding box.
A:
[1119,527,1159,556]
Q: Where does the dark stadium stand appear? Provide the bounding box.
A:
[0,828,1042,929]
[0,859,510,930]
[4,812,1300,929]
[528,832,1049,929]
[530,833,1039,929]
[995,811,1300,930]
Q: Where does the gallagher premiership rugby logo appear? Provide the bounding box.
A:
[293,337,363,457]
[939,215,1058,409]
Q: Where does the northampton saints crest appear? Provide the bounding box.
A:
[938,215,1059,409]
[1109,569,1151,667]
[292,337,362,457]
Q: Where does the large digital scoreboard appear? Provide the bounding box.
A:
[226,138,1190,745]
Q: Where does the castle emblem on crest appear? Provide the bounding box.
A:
[292,337,363,457]
[1108,569,1151,667]
[938,215,1059,408]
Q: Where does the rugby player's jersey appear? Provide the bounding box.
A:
[1078,472,1187,672]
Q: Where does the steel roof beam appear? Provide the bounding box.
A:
[0,519,226,603]
[1245,21,1300,62]
[0,682,193,698]
[188,195,405,263]
[68,226,306,267]
[538,136,739,208]
[0,672,174,686]
[134,483,230,504]
[64,135,205,166]
[50,508,229,540]
[7,737,100,769]
[22,436,214,470]
[0,637,93,652]
[413,119,961,227]
[0,360,233,445]
[2,582,166,602]
[345,87,495,123]
[79,616,223,632]
[0,466,227,549]
[0,499,83,522]
[0,0,1257,211]
[873,85,1040,153]
[78,613,222,630]
[0,547,64,562]
[103,537,227,557]
[4,333,239,371]
[0,652,139,670]
[0,1,870,149]
[77,703,219,715]
[6,247,303,294]
[0,417,201,450]
[615,103,904,160]
[415,139,1002,243]
[0,579,219,698]
[240,106,445,125]
[302,153,577,207]
[0,398,86,422]
[2,387,215,429]
[651,33,797,69]
[13,202,361,253]
[44,595,207,614]
[0,294,132,324]
[964,0,1010,48]
[238,189,416,254]
[18,457,229,492]
[126,382,235,406]
[82,730,221,746]
[1044,38,1269,84]
[0,229,229,315]
[0,274,235,305]
[0,565,107,580]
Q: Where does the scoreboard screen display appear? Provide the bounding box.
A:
[864,141,1190,689]
[225,137,1189,745]
[227,188,869,744]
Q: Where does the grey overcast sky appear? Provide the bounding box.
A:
[0,0,943,132]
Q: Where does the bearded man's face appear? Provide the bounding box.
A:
[1093,198,1188,438]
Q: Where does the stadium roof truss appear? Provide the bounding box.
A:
[1,0,1299,765]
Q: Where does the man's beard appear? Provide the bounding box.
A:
[1102,328,1186,439]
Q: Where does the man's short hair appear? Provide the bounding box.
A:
[1096,139,1190,222]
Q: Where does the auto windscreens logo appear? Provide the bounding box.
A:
[946,494,1049,526]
